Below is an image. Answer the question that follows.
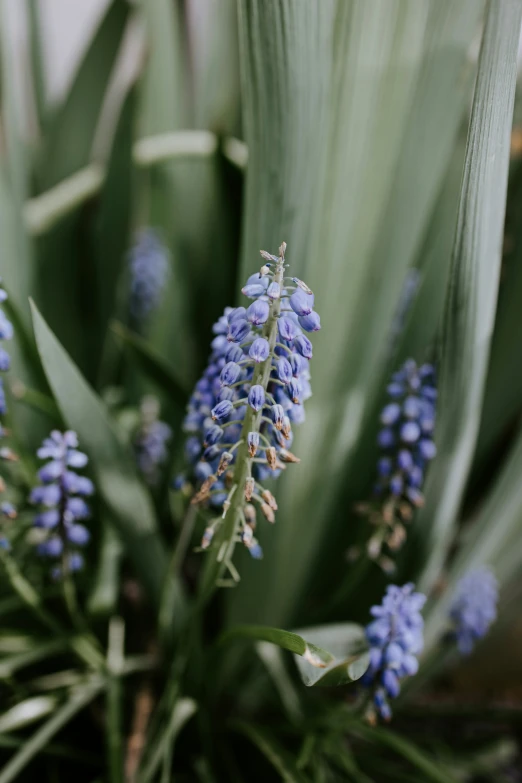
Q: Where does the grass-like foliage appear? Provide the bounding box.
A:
[0,1,522,780]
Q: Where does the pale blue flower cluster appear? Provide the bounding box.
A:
[376,359,437,506]
[177,249,319,558]
[134,396,172,485]
[362,583,426,721]
[449,568,498,655]
[128,229,169,323]
[30,431,94,578]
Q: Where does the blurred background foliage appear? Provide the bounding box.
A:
[2,0,522,780]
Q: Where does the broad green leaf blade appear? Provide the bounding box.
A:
[87,523,123,617]
[30,301,168,607]
[230,721,310,783]
[218,624,335,664]
[423,419,522,654]
[110,321,187,407]
[0,679,105,783]
[291,624,369,687]
[37,0,129,190]
[415,0,522,592]
[230,0,483,628]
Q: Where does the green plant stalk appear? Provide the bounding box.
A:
[0,550,104,671]
[199,250,285,600]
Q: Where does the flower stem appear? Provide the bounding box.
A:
[198,249,285,600]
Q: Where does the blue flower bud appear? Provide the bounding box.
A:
[218,388,234,402]
[271,404,285,429]
[400,421,420,443]
[287,379,301,404]
[386,382,404,398]
[288,353,304,375]
[247,542,263,559]
[418,439,436,460]
[184,436,201,462]
[407,465,423,488]
[203,445,221,461]
[227,319,251,343]
[241,283,266,298]
[382,669,400,698]
[247,432,259,456]
[204,425,223,446]
[195,461,213,481]
[381,403,401,426]
[225,344,244,363]
[248,385,265,412]
[277,357,293,384]
[403,396,421,419]
[378,429,395,449]
[377,457,392,476]
[38,537,64,557]
[67,524,90,545]
[294,334,312,359]
[298,311,321,332]
[0,349,10,372]
[267,282,280,299]
[397,450,413,470]
[249,337,270,363]
[211,400,234,421]
[220,361,242,386]
[289,288,314,316]
[278,317,300,342]
[389,475,403,496]
[246,300,270,325]
[228,306,247,323]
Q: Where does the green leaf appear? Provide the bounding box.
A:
[87,524,123,617]
[138,698,197,783]
[0,696,58,734]
[229,0,484,629]
[230,721,311,783]
[354,725,459,783]
[30,301,168,607]
[110,321,187,407]
[37,0,129,190]
[0,678,105,783]
[0,639,69,679]
[291,624,369,687]
[414,0,522,592]
[217,622,370,687]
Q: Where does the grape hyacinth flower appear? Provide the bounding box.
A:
[361,583,426,722]
[358,360,437,570]
[448,568,498,655]
[176,242,319,570]
[134,396,172,485]
[128,228,169,324]
[30,431,94,578]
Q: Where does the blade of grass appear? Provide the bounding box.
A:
[30,301,168,608]
[0,678,105,783]
[414,0,522,592]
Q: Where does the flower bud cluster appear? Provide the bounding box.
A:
[176,243,319,559]
[128,228,169,324]
[30,431,94,579]
[362,583,426,722]
[134,396,172,486]
[448,567,498,655]
[359,360,437,568]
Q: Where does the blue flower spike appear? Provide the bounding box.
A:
[134,396,172,486]
[30,430,94,579]
[178,242,319,566]
[128,228,169,324]
[358,359,437,570]
[449,567,498,655]
[362,583,426,723]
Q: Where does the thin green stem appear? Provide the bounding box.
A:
[198,248,286,600]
